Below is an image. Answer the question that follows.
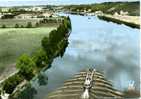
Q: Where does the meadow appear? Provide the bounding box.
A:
[0,27,56,78]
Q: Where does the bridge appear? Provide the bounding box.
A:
[46,69,124,99]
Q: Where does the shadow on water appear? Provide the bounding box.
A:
[34,14,140,99]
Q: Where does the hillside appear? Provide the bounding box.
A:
[63,1,140,16]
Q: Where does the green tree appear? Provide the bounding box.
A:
[35,22,39,27]
[49,30,58,44]
[37,73,48,86]
[15,83,37,99]
[20,25,24,28]
[33,49,49,68]
[1,24,6,28]
[2,74,23,94]
[26,22,32,28]
[41,36,53,58]
[16,54,36,80]
[15,23,19,28]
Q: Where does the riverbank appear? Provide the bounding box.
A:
[0,16,72,99]
[98,14,140,29]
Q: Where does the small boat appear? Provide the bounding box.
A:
[88,17,91,19]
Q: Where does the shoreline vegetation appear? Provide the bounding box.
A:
[97,15,140,29]
[0,18,62,28]
[0,16,72,99]
[63,1,139,16]
[0,17,62,79]
[62,1,139,29]
[0,27,56,82]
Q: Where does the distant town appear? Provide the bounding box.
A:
[0,6,59,19]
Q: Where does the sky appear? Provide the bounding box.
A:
[0,0,139,6]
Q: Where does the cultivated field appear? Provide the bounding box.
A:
[0,27,56,79]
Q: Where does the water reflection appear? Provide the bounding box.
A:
[34,14,140,99]
[37,73,48,86]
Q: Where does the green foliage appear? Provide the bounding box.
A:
[59,40,69,57]
[41,36,53,58]
[1,24,6,28]
[64,1,139,16]
[1,14,15,19]
[26,22,32,28]
[35,22,39,27]
[2,74,23,94]
[16,54,36,81]
[49,30,58,44]
[15,24,19,28]
[32,49,49,68]
[37,73,48,86]
[66,16,72,29]
[0,27,54,73]
[20,25,24,28]
[41,16,71,59]
[13,83,37,99]
[0,16,71,99]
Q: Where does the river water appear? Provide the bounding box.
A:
[34,14,140,99]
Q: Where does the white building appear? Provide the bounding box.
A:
[114,12,119,16]
[0,13,3,18]
[120,10,128,16]
[95,11,103,16]
[1,8,9,12]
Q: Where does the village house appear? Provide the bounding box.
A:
[0,13,4,18]
[120,10,128,16]
[1,8,9,12]
[94,11,103,16]
[114,12,119,16]
[88,9,92,12]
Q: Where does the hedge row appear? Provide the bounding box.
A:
[0,18,62,28]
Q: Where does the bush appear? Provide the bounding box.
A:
[35,22,39,27]
[11,83,37,99]
[32,49,49,68]
[26,22,32,28]
[20,25,24,28]
[15,24,19,28]
[16,54,36,80]
[1,24,6,28]
[37,73,48,86]
[41,36,53,58]
[2,74,23,94]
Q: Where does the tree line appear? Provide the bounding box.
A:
[0,18,62,28]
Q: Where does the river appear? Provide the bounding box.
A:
[34,14,140,99]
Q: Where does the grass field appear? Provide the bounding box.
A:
[0,18,60,28]
[0,27,56,77]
